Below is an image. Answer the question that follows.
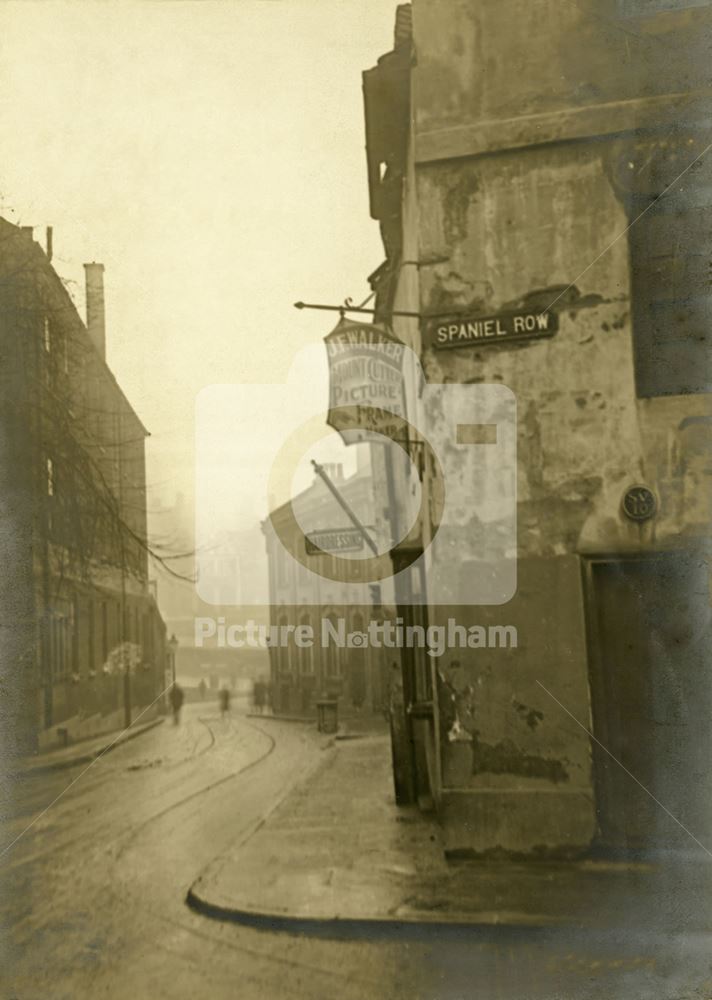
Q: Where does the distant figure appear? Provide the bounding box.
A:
[219,686,231,719]
[253,680,265,714]
[264,680,272,715]
[198,679,207,701]
[169,683,184,725]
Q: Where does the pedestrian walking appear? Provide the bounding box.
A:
[198,678,206,701]
[253,679,265,715]
[219,686,231,719]
[169,682,184,725]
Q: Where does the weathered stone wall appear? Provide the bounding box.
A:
[415,141,710,848]
[436,555,595,855]
[398,0,712,852]
[418,141,711,559]
[412,0,712,160]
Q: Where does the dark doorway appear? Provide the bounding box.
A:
[584,552,712,855]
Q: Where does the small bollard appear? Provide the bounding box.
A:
[316,698,338,734]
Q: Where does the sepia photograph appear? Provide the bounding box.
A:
[1,2,711,998]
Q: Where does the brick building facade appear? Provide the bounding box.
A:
[0,219,167,753]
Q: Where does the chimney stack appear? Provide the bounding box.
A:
[45,227,53,262]
[84,262,105,358]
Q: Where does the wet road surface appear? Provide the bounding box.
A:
[1,705,710,1000]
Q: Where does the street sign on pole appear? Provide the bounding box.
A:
[305,526,375,555]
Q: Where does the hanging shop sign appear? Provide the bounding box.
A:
[325,317,407,443]
[430,308,559,350]
[305,527,372,555]
[622,485,657,523]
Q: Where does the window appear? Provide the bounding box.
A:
[276,549,291,591]
[88,601,95,671]
[631,204,712,396]
[349,553,365,581]
[325,614,342,678]
[278,614,291,674]
[618,0,710,12]
[143,611,155,663]
[50,603,72,680]
[45,457,58,536]
[299,613,314,674]
[53,616,65,679]
[101,602,108,661]
[72,599,79,675]
[629,134,712,397]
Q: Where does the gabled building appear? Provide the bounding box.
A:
[0,219,167,753]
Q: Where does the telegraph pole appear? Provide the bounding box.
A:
[117,406,131,729]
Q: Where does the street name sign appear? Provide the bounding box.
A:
[305,527,369,555]
[430,309,558,349]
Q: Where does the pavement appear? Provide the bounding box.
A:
[12,715,165,774]
[5,708,712,999]
[188,722,712,933]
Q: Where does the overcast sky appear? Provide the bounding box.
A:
[0,1,393,515]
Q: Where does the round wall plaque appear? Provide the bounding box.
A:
[622,485,657,522]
